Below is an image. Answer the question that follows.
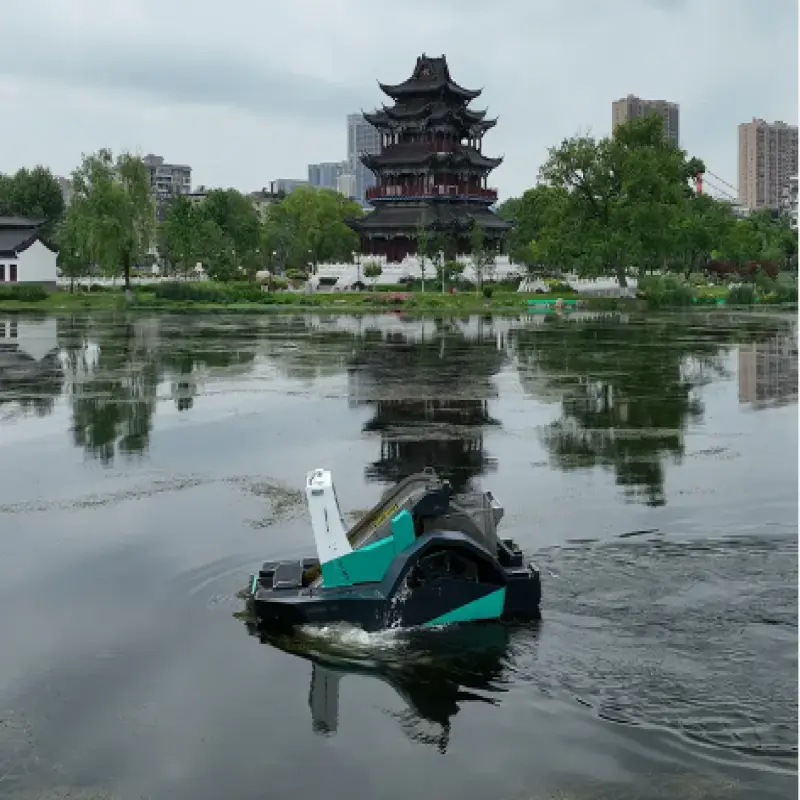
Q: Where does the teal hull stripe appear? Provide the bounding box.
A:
[320,509,417,589]
[423,587,506,627]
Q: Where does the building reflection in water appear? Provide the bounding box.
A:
[738,328,798,409]
[346,318,506,493]
[0,315,63,417]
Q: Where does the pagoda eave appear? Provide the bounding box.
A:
[363,110,389,128]
[378,80,482,102]
[361,150,503,172]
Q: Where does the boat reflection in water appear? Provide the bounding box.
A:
[241,616,536,753]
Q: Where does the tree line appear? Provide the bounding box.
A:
[1,114,796,291]
[1,151,365,290]
[496,115,797,286]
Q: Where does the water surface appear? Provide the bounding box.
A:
[0,310,796,799]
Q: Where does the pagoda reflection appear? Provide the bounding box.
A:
[347,320,505,492]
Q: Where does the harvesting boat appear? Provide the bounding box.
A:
[245,468,541,632]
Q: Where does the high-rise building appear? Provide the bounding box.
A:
[142,154,192,222]
[612,94,680,145]
[347,113,381,204]
[337,172,356,200]
[272,178,309,194]
[308,161,348,191]
[737,119,799,211]
[782,175,798,229]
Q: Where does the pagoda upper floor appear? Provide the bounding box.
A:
[378,54,482,102]
[363,54,497,142]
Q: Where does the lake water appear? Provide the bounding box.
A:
[0,309,796,800]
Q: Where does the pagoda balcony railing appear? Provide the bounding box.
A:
[366,185,498,202]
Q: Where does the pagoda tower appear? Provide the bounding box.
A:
[347,54,511,263]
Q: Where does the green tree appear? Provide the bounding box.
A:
[197,218,238,282]
[719,218,762,267]
[469,222,493,292]
[66,149,154,292]
[538,115,704,286]
[428,232,461,290]
[270,187,362,271]
[0,166,65,236]
[496,184,569,270]
[670,194,735,277]
[260,204,293,275]
[200,189,261,276]
[160,195,204,277]
[55,211,90,291]
[415,223,433,292]
[745,209,798,269]
[363,260,382,289]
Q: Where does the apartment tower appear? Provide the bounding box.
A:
[738,118,799,211]
[612,94,680,145]
[347,112,381,204]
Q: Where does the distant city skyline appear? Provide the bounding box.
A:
[4,1,794,201]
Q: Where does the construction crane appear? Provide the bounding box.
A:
[694,169,738,203]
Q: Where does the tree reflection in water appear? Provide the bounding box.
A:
[10,310,794,491]
[512,313,793,506]
[60,314,257,465]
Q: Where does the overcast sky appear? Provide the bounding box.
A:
[1,0,797,200]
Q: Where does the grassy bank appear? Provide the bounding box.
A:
[0,279,795,315]
[0,287,635,315]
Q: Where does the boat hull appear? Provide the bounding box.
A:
[248,531,541,632]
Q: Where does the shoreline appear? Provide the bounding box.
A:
[0,290,624,314]
[0,289,795,315]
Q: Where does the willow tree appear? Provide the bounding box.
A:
[67,149,154,292]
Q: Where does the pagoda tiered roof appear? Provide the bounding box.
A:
[378,54,482,101]
[363,102,496,135]
[361,148,503,172]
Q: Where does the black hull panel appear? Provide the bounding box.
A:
[248,531,541,632]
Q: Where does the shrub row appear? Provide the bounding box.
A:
[639,275,797,308]
[151,281,265,303]
[0,285,49,302]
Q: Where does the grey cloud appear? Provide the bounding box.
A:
[1,39,368,120]
[641,0,689,11]
[0,0,796,197]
